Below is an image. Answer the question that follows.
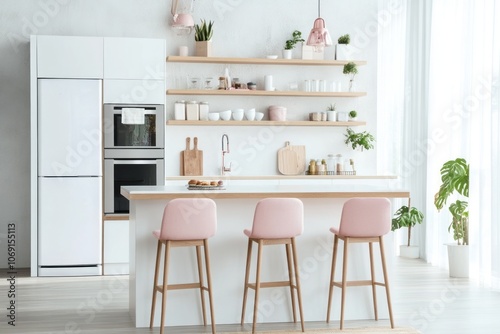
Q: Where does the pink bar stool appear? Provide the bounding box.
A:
[326,197,395,329]
[150,198,217,334]
[241,198,305,333]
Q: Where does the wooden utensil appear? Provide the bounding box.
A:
[277,141,306,175]
[182,137,203,176]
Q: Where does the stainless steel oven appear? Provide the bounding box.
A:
[104,104,164,150]
[104,154,164,214]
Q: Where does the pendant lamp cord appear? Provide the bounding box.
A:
[318,0,321,17]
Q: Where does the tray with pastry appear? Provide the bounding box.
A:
[187,179,225,190]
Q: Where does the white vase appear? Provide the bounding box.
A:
[447,244,469,278]
[282,49,292,59]
[335,44,354,60]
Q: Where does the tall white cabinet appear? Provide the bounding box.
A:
[30,35,166,277]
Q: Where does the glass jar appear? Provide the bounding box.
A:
[218,76,226,90]
[174,100,186,120]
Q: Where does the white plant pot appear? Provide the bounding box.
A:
[447,244,469,278]
[348,117,357,122]
[283,49,293,59]
[335,44,354,60]
[399,245,420,259]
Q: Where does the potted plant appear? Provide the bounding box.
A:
[348,110,357,121]
[194,19,214,57]
[283,30,304,59]
[434,158,469,277]
[325,103,336,121]
[335,34,352,60]
[344,128,374,151]
[391,205,424,258]
[343,62,358,92]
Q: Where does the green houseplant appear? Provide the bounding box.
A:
[344,128,374,151]
[194,19,214,56]
[343,62,358,91]
[283,30,304,59]
[348,110,357,121]
[391,205,424,258]
[336,34,352,60]
[337,34,350,44]
[434,157,469,277]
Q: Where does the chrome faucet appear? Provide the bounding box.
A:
[221,134,231,175]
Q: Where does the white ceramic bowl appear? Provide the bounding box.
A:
[266,55,278,59]
[255,111,264,121]
[219,110,232,121]
[208,112,220,121]
[245,108,256,121]
[232,109,244,121]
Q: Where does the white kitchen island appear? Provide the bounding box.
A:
[121,184,410,328]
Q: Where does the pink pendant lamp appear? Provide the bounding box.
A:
[171,0,195,35]
[306,0,332,52]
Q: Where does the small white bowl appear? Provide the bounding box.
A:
[219,110,232,121]
[245,108,256,121]
[208,112,219,121]
[255,112,264,121]
[266,55,278,59]
[232,109,244,121]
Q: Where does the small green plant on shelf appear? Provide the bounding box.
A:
[284,30,305,50]
[391,205,424,247]
[434,158,469,245]
[344,128,374,151]
[194,19,214,41]
[348,110,357,119]
[338,34,350,44]
[343,62,358,91]
[327,103,336,111]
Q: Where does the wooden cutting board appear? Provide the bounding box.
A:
[181,137,203,176]
[277,141,306,175]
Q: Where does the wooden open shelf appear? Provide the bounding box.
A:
[167,89,367,97]
[167,120,366,127]
[167,56,367,66]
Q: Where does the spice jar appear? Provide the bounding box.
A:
[233,77,241,89]
[247,82,256,90]
[218,76,226,90]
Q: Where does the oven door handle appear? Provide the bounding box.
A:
[111,160,160,165]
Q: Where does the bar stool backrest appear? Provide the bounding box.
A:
[159,198,217,240]
[248,198,304,239]
[338,198,391,237]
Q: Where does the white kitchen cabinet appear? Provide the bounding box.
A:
[37,35,103,79]
[103,220,129,275]
[103,79,165,104]
[104,37,166,80]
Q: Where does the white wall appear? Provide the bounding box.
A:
[0,0,378,269]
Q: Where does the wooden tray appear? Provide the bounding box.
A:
[187,185,226,190]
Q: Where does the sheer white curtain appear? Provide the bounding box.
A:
[379,0,500,285]
[425,0,500,286]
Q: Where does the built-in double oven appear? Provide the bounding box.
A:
[103,104,164,214]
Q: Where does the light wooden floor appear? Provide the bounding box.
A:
[1,258,500,334]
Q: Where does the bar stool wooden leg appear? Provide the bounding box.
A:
[252,240,263,334]
[379,237,395,328]
[285,243,297,323]
[326,235,339,323]
[340,238,349,330]
[369,241,378,320]
[195,245,207,326]
[241,239,253,325]
[203,239,217,334]
[150,240,162,328]
[291,237,305,332]
[160,241,171,334]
